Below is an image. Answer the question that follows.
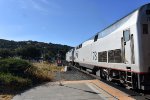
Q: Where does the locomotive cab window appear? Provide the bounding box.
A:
[94,34,98,42]
[123,30,130,42]
[143,24,148,34]
[146,10,150,15]
[79,44,82,48]
[146,5,150,15]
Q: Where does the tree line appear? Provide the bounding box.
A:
[0,39,72,61]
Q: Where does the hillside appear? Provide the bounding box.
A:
[0,39,73,60]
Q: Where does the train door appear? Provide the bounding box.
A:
[122,29,135,64]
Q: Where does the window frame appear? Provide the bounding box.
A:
[142,24,149,34]
[98,51,107,62]
[108,49,122,63]
[123,29,130,42]
[94,34,98,42]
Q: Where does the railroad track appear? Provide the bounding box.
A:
[70,66,150,100]
[53,66,95,81]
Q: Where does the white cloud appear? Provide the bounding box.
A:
[18,0,61,14]
[18,0,27,9]
[41,0,49,5]
[30,0,48,12]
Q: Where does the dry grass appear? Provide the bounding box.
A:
[32,62,64,80]
[33,62,64,71]
[0,60,64,100]
[0,95,13,100]
[1,62,64,100]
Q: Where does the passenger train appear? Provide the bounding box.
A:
[66,3,150,90]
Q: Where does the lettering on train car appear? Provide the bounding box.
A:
[92,51,97,60]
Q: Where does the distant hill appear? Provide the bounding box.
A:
[0,39,73,60]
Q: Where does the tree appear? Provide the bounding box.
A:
[0,39,73,60]
[43,51,54,61]
[0,49,11,58]
[17,45,41,60]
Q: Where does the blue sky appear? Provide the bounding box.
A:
[0,0,149,46]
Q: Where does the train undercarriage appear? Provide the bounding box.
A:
[69,62,150,90]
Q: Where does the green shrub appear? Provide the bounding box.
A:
[0,72,31,84]
[0,58,32,77]
[0,58,52,83]
[0,72,32,91]
[0,58,52,93]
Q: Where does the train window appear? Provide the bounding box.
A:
[76,46,79,49]
[143,24,148,34]
[114,49,122,63]
[80,44,82,48]
[108,50,114,63]
[98,51,107,62]
[94,34,98,42]
[146,10,150,15]
[77,44,82,49]
[108,49,122,63]
[79,45,81,48]
[123,30,130,42]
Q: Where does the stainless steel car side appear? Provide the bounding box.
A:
[66,4,150,90]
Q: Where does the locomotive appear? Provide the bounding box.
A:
[66,3,150,90]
